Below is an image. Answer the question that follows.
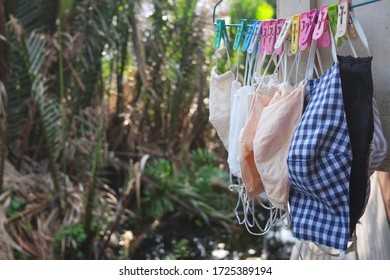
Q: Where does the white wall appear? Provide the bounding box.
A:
[277,0,390,171]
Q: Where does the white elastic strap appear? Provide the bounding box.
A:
[315,48,324,75]
[349,11,371,56]
[250,52,260,86]
[305,39,318,81]
[287,52,299,84]
[295,51,302,85]
[260,51,277,84]
[283,50,288,83]
[236,47,241,80]
[272,49,287,77]
[247,53,256,86]
[225,42,232,72]
[331,31,338,63]
[303,241,340,257]
[346,32,358,58]
[243,52,250,86]
[229,182,246,225]
[215,43,233,72]
[254,53,267,85]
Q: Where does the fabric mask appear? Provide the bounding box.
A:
[239,81,278,199]
[227,83,252,178]
[287,62,352,251]
[209,67,234,150]
[253,81,303,210]
[338,55,374,236]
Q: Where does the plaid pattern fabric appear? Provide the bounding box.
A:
[287,62,352,250]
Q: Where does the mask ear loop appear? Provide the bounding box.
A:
[259,51,277,84]
[253,52,267,86]
[235,47,241,81]
[214,37,233,73]
[305,39,318,81]
[271,48,287,79]
[345,11,371,57]
[287,51,299,84]
[243,52,251,86]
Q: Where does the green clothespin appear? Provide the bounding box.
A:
[214,19,229,49]
[233,19,247,51]
[328,3,343,47]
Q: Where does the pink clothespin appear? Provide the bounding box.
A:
[299,9,319,51]
[275,18,286,55]
[266,20,277,55]
[313,5,331,48]
[260,20,270,55]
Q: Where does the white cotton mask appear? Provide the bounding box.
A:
[227,82,252,178]
[209,67,234,150]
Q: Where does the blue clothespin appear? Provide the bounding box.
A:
[233,19,247,51]
[214,19,229,49]
[242,20,257,52]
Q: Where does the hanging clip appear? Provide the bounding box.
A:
[299,9,319,51]
[313,5,331,48]
[275,18,286,55]
[248,20,263,54]
[274,16,292,50]
[233,19,247,51]
[347,0,359,40]
[328,3,343,47]
[266,20,277,55]
[337,0,349,38]
[214,19,229,49]
[290,14,300,55]
[242,20,257,52]
[260,20,269,55]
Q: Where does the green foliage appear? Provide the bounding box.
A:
[166,238,191,260]
[143,149,231,225]
[230,0,275,24]
[53,223,87,259]
[7,197,27,218]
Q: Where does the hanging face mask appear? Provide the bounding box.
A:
[253,81,303,211]
[239,82,277,199]
[227,83,252,178]
[209,39,234,149]
[338,55,373,236]
[337,11,375,236]
[209,67,234,150]
[287,29,353,250]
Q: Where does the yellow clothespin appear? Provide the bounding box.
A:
[290,14,300,55]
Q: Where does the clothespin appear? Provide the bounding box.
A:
[274,17,292,50]
[266,20,277,55]
[290,15,300,55]
[233,19,247,51]
[313,5,331,48]
[214,19,229,49]
[275,18,286,55]
[242,20,257,52]
[328,3,338,35]
[299,9,319,51]
[347,0,359,40]
[248,20,263,54]
[337,0,349,38]
[260,20,269,55]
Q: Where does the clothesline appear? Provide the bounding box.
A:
[212,0,382,27]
